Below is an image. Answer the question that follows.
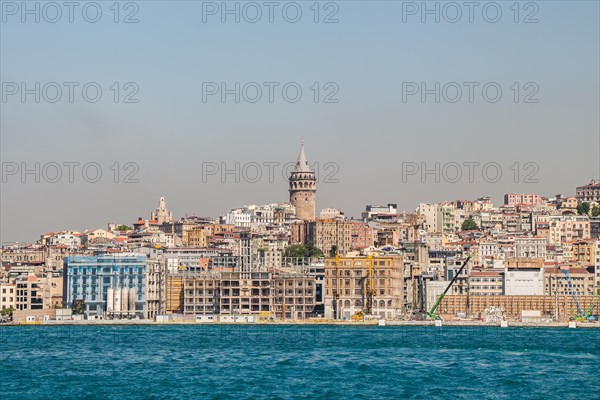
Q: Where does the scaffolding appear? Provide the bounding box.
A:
[439,295,599,321]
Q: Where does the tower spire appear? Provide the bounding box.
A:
[294,139,310,173]
[289,140,316,220]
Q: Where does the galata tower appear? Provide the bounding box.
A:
[289,140,316,220]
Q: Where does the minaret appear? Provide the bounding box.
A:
[289,140,316,220]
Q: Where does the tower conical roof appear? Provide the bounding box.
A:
[294,140,312,173]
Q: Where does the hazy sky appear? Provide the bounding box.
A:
[1,1,599,243]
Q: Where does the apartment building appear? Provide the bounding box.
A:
[147,258,167,318]
[571,240,597,266]
[0,282,16,311]
[504,193,542,206]
[545,267,595,297]
[183,225,215,247]
[468,270,504,296]
[576,180,600,203]
[548,216,591,244]
[15,274,43,311]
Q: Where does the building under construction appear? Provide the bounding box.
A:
[439,295,598,321]
[168,270,317,319]
[323,255,404,320]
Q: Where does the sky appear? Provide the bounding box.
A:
[1,0,599,243]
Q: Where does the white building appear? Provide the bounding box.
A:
[425,280,450,311]
[0,283,16,311]
[320,208,345,220]
[418,203,440,233]
[220,208,252,227]
[362,204,397,220]
[514,237,547,259]
[48,233,82,247]
[504,268,545,295]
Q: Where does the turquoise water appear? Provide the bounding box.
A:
[1,325,599,399]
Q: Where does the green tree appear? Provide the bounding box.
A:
[329,245,338,257]
[284,243,324,259]
[284,244,308,258]
[577,202,591,215]
[305,242,324,258]
[461,218,479,231]
[72,300,85,315]
[591,205,600,217]
[0,306,14,321]
[116,225,132,232]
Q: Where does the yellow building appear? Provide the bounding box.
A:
[572,240,597,266]
[183,225,214,247]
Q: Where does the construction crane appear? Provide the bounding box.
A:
[366,253,376,315]
[351,253,377,321]
[561,269,584,320]
[426,255,471,320]
[581,295,598,321]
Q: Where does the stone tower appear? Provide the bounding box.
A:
[151,196,173,224]
[289,140,316,220]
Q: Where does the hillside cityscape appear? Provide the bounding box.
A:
[1,143,599,325]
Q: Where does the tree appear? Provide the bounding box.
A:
[116,225,132,232]
[72,300,85,315]
[284,244,308,258]
[592,205,600,217]
[0,306,14,321]
[577,202,591,215]
[305,242,324,258]
[284,243,324,259]
[329,245,338,257]
[461,218,479,231]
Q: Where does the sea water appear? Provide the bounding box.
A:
[1,325,598,399]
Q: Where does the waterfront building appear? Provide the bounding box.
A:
[147,258,167,319]
[544,267,595,297]
[504,268,544,296]
[15,274,43,311]
[63,254,147,319]
[0,282,16,311]
[41,272,63,309]
[439,294,598,321]
[323,255,403,320]
[179,271,316,319]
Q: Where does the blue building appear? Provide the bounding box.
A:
[63,254,147,319]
